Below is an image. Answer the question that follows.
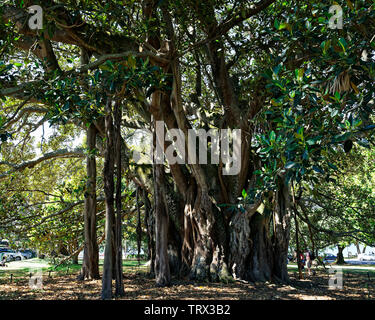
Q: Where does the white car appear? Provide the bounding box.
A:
[20,250,34,259]
[1,249,23,261]
[358,253,375,261]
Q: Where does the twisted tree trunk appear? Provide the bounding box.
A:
[228,177,291,283]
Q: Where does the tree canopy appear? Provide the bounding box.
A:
[0,0,374,298]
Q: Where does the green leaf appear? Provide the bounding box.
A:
[312,165,324,174]
[242,189,247,199]
[333,132,351,143]
[339,38,348,52]
[273,64,282,75]
[279,22,292,32]
[274,19,280,30]
[269,131,276,142]
[328,163,338,171]
[105,60,114,70]
[285,161,297,169]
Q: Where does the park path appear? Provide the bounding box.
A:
[288,263,375,271]
[328,265,375,271]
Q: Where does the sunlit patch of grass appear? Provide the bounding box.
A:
[0,258,149,283]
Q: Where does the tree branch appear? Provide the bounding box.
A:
[0,148,86,180]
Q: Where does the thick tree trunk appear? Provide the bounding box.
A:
[188,190,214,281]
[142,2,291,285]
[336,245,346,265]
[101,100,115,300]
[229,210,273,282]
[228,177,291,283]
[180,182,230,282]
[79,123,100,280]
[272,177,292,282]
[114,102,125,297]
[153,118,171,287]
[153,163,171,286]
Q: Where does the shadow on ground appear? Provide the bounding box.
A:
[0,270,373,300]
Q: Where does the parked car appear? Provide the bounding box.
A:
[20,249,35,259]
[0,240,9,247]
[358,253,375,261]
[0,249,23,261]
[324,254,337,261]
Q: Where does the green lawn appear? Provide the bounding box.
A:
[0,258,149,283]
[2,259,373,284]
[287,264,375,277]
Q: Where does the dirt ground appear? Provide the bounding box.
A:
[0,270,373,300]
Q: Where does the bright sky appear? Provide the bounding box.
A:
[30,123,83,157]
[325,243,375,256]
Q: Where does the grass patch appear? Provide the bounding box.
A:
[0,258,149,283]
[287,264,375,278]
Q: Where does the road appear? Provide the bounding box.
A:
[288,258,375,271]
[344,259,375,266]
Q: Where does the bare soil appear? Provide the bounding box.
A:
[0,270,373,300]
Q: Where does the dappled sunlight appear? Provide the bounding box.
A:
[0,270,373,300]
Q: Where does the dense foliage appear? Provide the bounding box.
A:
[0,0,374,297]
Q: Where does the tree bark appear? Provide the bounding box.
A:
[101,100,115,300]
[228,178,291,283]
[136,187,142,265]
[272,177,292,282]
[143,188,155,275]
[355,242,361,255]
[153,118,171,287]
[229,208,274,282]
[293,206,303,279]
[79,123,100,280]
[336,245,346,265]
[114,102,125,297]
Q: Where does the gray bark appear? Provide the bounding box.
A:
[79,123,100,280]
[153,118,171,287]
[101,100,115,300]
[114,102,125,296]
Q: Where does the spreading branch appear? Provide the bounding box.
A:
[0,148,86,180]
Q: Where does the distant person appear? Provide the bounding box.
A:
[0,254,7,267]
[298,251,305,270]
[293,250,297,262]
[305,249,316,276]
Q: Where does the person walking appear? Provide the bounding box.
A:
[305,249,316,276]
